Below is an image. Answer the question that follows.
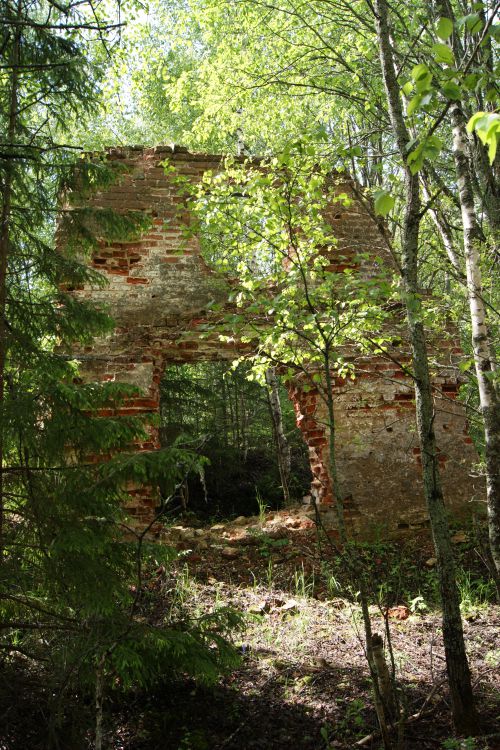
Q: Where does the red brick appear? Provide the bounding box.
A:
[61,146,480,532]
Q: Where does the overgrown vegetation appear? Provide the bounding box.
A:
[0,0,499,747]
[159,362,311,516]
[0,3,243,747]
[5,516,495,749]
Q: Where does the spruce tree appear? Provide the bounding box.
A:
[0,3,241,744]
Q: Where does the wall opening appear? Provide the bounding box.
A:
[64,147,482,532]
[159,361,311,519]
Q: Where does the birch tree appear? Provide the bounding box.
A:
[186,147,400,744]
[373,0,479,734]
[430,0,500,578]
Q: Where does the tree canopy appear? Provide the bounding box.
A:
[0,0,498,746]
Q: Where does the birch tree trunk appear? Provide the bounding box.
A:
[433,0,500,584]
[449,101,500,579]
[437,0,500,237]
[265,367,291,505]
[468,4,500,237]
[421,175,463,276]
[373,0,479,734]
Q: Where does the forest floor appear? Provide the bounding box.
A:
[3,507,498,750]
[111,507,500,750]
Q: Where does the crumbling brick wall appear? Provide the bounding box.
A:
[65,146,483,534]
[290,359,480,535]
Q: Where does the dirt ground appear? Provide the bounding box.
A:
[109,509,500,750]
[1,508,498,750]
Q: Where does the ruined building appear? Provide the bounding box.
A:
[63,146,483,535]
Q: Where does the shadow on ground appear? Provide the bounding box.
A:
[1,648,499,749]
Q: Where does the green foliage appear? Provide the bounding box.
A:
[467,112,500,163]
[160,362,310,515]
[407,135,443,174]
[322,527,496,613]
[257,535,290,559]
[431,42,455,65]
[106,605,243,690]
[187,146,392,389]
[436,17,454,41]
[442,738,478,750]
[373,189,395,216]
[97,0,497,459]
[0,4,243,744]
[457,569,496,616]
[321,698,368,744]
[2,0,499,739]
[178,728,211,750]
[256,489,269,526]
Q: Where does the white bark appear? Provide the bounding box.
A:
[374,0,479,733]
[450,101,500,578]
[421,178,463,275]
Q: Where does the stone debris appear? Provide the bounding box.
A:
[247,596,300,616]
[233,516,249,526]
[248,600,271,615]
[227,531,248,544]
[277,599,300,615]
[220,546,240,559]
[160,507,319,552]
[284,517,303,529]
[387,605,410,620]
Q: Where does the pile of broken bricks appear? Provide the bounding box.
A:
[158,506,321,560]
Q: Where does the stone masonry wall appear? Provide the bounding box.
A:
[64,146,484,533]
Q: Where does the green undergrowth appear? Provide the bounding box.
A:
[168,516,497,620]
[154,542,498,750]
[319,529,497,615]
[233,521,498,615]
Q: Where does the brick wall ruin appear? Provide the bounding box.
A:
[64,146,483,534]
